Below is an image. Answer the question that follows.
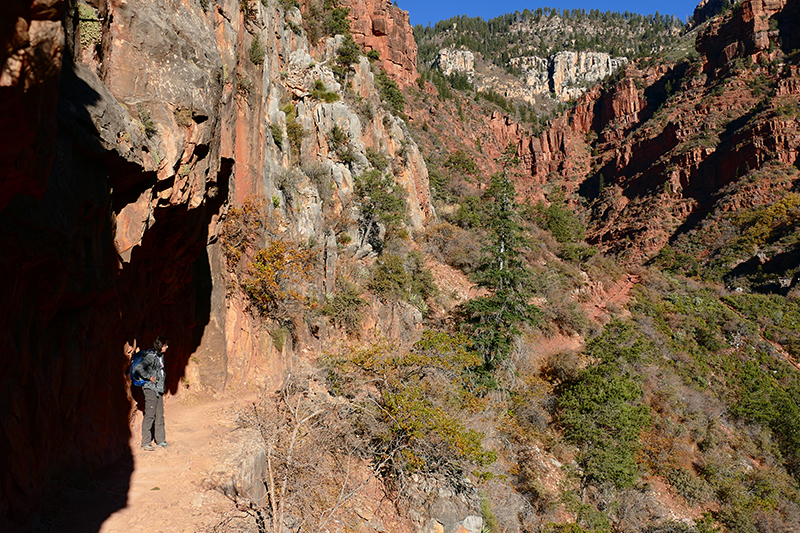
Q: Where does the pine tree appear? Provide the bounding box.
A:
[463,144,540,372]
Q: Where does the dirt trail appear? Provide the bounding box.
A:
[55,391,255,533]
[94,391,255,533]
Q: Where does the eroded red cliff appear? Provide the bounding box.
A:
[343,0,418,87]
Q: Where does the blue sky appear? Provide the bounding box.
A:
[398,0,701,27]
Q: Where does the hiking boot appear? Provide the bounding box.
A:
[157,442,168,448]
[142,445,155,451]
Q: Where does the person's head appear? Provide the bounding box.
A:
[153,336,169,354]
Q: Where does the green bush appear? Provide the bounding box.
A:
[365,147,389,171]
[270,123,283,149]
[376,69,405,115]
[310,79,340,102]
[78,3,101,49]
[525,193,585,244]
[323,283,367,335]
[137,104,157,138]
[323,2,350,36]
[355,169,408,231]
[666,467,714,505]
[559,321,652,489]
[323,331,494,478]
[443,150,479,175]
[282,103,306,160]
[368,251,437,305]
[327,124,355,163]
[249,35,265,65]
[334,34,360,80]
[449,195,490,229]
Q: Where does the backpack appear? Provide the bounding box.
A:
[129,349,154,386]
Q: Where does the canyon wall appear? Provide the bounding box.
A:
[470,0,798,260]
[0,0,430,527]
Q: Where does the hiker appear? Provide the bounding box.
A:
[134,336,169,451]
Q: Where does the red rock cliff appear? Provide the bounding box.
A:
[343,0,418,87]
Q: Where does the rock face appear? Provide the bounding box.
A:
[436,47,627,102]
[505,0,800,259]
[344,0,419,87]
[509,51,628,101]
[0,0,65,211]
[0,0,432,527]
[697,0,790,74]
[433,46,475,79]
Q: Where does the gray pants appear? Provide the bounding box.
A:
[141,388,165,447]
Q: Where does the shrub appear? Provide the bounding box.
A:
[423,222,482,273]
[249,35,265,65]
[137,104,157,138]
[334,34,360,80]
[323,331,494,479]
[244,239,315,318]
[282,103,306,160]
[666,467,714,505]
[219,197,266,266]
[77,2,101,49]
[365,147,389,171]
[270,327,289,351]
[525,193,585,244]
[303,163,333,203]
[310,79,340,102]
[369,254,410,301]
[236,73,252,96]
[355,169,408,242]
[322,283,367,335]
[327,124,355,163]
[366,49,380,62]
[270,123,283,149]
[323,2,350,36]
[449,195,489,228]
[558,321,653,489]
[443,150,479,176]
[368,251,437,305]
[173,106,193,128]
[376,69,405,115]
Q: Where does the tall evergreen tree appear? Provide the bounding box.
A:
[463,144,540,372]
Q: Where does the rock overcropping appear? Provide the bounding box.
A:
[510,51,628,101]
[433,46,475,79]
[435,46,628,102]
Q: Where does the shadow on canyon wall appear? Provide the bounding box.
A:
[1,56,224,532]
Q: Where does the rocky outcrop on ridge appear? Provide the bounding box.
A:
[433,47,627,102]
[433,46,475,79]
[510,51,628,101]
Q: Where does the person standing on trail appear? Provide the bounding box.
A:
[135,336,169,451]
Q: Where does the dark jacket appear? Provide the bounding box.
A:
[134,350,166,394]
